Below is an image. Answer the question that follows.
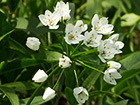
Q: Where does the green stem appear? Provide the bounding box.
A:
[46,63,58,73]
[100,0,102,18]
[98,95,103,105]
[74,70,79,87]
[76,60,104,74]
[26,66,59,105]
[53,69,65,89]
[70,41,83,57]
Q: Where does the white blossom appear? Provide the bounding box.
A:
[26,37,41,51]
[64,21,86,44]
[84,30,102,47]
[104,68,122,85]
[38,10,60,29]
[32,69,48,83]
[43,87,56,101]
[55,1,71,21]
[59,55,72,68]
[73,87,89,104]
[92,14,114,35]
[75,20,88,32]
[107,61,121,69]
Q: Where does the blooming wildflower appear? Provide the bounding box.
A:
[32,69,48,83]
[84,30,102,47]
[38,10,60,29]
[97,39,117,62]
[104,68,122,85]
[26,37,41,51]
[59,55,72,68]
[73,87,89,104]
[107,61,121,69]
[54,1,71,21]
[92,14,114,35]
[43,87,56,101]
[75,20,88,32]
[64,21,87,45]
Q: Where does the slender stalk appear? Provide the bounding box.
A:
[98,95,103,105]
[74,70,79,87]
[53,69,65,89]
[26,66,59,105]
[46,63,58,73]
[76,60,104,74]
[70,41,83,57]
[100,0,102,18]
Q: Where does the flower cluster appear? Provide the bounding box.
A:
[31,1,125,104]
[104,61,122,85]
[38,1,71,29]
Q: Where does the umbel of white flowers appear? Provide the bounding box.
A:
[38,1,71,29]
[43,87,56,101]
[26,37,41,51]
[59,55,72,68]
[73,87,89,104]
[32,69,48,83]
[104,61,122,85]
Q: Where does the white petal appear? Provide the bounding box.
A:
[98,54,106,63]
[26,37,41,51]
[49,25,59,29]
[107,61,121,69]
[115,41,124,49]
[32,69,48,83]
[38,15,48,26]
[92,14,99,27]
[109,34,119,42]
[43,87,56,101]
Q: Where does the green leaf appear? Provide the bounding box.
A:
[20,96,47,105]
[7,0,20,12]
[0,61,5,71]
[0,12,13,37]
[112,99,129,105]
[65,87,77,105]
[2,81,39,94]
[83,70,101,91]
[64,68,76,89]
[0,86,20,105]
[90,91,123,99]
[120,51,140,70]
[121,13,140,27]
[0,30,14,42]
[9,38,31,57]
[115,69,140,94]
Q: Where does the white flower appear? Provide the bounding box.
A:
[107,61,121,69]
[43,87,56,101]
[75,20,88,32]
[32,69,48,83]
[91,14,114,35]
[104,68,122,85]
[38,10,60,29]
[73,87,89,104]
[64,21,87,45]
[55,1,71,21]
[26,37,41,51]
[84,30,102,47]
[59,55,72,68]
[98,39,118,62]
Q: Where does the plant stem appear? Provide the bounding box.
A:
[100,0,102,18]
[98,95,103,105]
[76,60,104,74]
[74,70,79,87]
[70,41,83,57]
[53,69,64,90]
[26,66,59,105]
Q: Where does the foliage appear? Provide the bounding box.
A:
[0,0,140,105]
